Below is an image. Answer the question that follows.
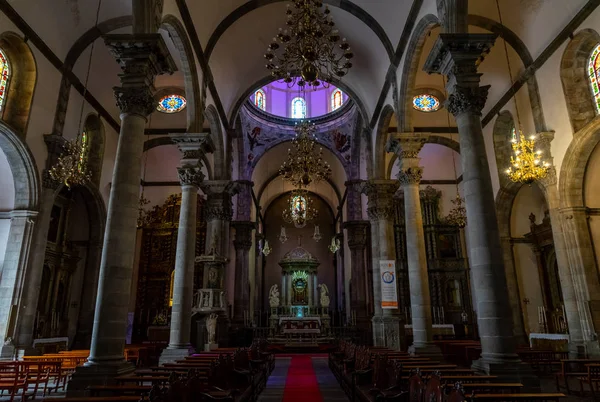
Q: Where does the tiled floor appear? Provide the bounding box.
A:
[258,356,348,402]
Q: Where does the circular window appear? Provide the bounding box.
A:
[157,94,187,113]
[412,94,441,112]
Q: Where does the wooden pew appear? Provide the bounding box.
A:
[554,358,600,394]
[467,393,565,401]
[86,385,152,397]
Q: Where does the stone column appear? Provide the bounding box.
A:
[68,34,175,391]
[344,220,370,327]
[425,34,536,383]
[201,181,234,273]
[0,210,37,358]
[388,136,441,357]
[160,134,213,364]
[361,181,404,350]
[14,170,60,354]
[232,221,255,327]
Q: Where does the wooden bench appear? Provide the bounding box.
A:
[43,397,145,402]
[467,393,565,401]
[86,385,152,397]
[443,383,523,394]
[554,358,600,394]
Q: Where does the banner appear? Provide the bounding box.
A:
[380,260,398,309]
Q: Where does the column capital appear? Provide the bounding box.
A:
[232,221,256,251]
[446,85,491,117]
[113,86,156,117]
[202,181,235,222]
[177,166,203,188]
[171,133,216,160]
[360,180,399,220]
[398,167,424,186]
[344,220,370,250]
[386,135,427,160]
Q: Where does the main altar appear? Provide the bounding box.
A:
[268,246,332,342]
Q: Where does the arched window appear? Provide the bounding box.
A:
[255,89,266,111]
[588,44,600,114]
[291,194,307,222]
[331,89,343,111]
[291,97,306,119]
[0,48,10,116]
[78,130,89,173]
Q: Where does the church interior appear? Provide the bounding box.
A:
[0,0,600,400]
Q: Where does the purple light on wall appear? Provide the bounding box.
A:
[249,79,349,118]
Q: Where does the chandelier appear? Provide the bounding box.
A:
[506,131,549,184]
[280,121,332,187]
[50,0,103,188]
[445,193,467,228]
[282,189,318,228]
[328,236,340,253]
[265,0,354,88]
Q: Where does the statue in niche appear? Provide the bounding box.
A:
[206,313,218,344]
[269,285,280,308]
[207,268,219,288]
[202,292,210,308]
[318,284,330,308]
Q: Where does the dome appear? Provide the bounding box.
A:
[281,246,318,263]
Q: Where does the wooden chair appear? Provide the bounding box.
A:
[407,369,424,402]
[447,382,467,402]
[423,371,442,402]
[579,363,600,398]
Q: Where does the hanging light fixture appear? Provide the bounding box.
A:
[261,238,272,257]
[264,0,354,88]
[328,236,340,253]
[279,226,288,243]
[494,0,549,184]
[282,188,318,228]
[312,225,322,242]
[279,120,332,188]
[49,0,103,188]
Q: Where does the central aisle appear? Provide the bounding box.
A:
[258,355,348,402]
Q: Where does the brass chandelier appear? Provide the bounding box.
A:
[50,0,103,188]
[282,188,318,228]
[279,120,332,187]
[495,0,549,184]
[505,132,549,184]
[264,0,354,88]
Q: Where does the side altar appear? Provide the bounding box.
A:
[268,246,332,342]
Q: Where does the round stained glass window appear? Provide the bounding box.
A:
[412,94,441,112]
[157,94,187,113]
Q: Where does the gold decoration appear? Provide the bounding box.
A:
[505,131,549,184]
[279,121,332,188]
[49,140,92,188]
[282,188,318,228]
[328,236,340,253]
[445,193,467,228]
[264,0,353,88]
[262,239,272,256]
[137,194,151,228]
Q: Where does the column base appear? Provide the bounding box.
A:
[67,361,135,396]
[372,315,405,350]
[205,343,219,352]
[0,345,15,360]
[408,343,444,361]
[159,345,193,365]
[472,356,540,391]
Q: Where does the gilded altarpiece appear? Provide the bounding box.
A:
[134,194,206,341]
[394,186,473,332]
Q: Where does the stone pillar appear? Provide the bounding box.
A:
[344,220,370,327]
[0,210,37,358]
[160,134,213,364]
[68,34,175,391]
[425,34,536,384]
[361,181,404,350]
[14,170,60,354]
[201,181,234,277]
[232,221,255,327]
[388,136,441,357]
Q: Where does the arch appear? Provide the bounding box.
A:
[291,97,306,119]
[373,104,395,179]
[263,189,336,226]
[162,15,203,132]
[0,121,39,210]
[82,114,105,187]
[397,14,440,132]
[256,171,343,208]
[143,137,213,180]
[588,44,600,114]
[0,32,37,137]
[0,47,10,114]
[386,134,461,180]
[205,0,394,62]
[204,104,227,180]
[560,29,600,133]
[228,74,369,126]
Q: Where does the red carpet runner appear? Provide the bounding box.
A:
[282,356,322,402]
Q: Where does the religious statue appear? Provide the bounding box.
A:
[206,313,218,344]
[318,283,330,308]
[207,268,219,288]
[269,284,280,308]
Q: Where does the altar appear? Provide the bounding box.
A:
[279,317,321,334]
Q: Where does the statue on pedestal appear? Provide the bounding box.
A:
[318,284,330,308]
[206,313,218,345]
[269,284,280,308]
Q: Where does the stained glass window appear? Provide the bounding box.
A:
[589,44,600,114]
[291,97,306,119]
[412,94,441,112]
[0,48,10,115]
[255,89,266,111]
[331,89,343,111]
[157,94,187,113]
[291,195,307,221]
[78,130,89,172]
